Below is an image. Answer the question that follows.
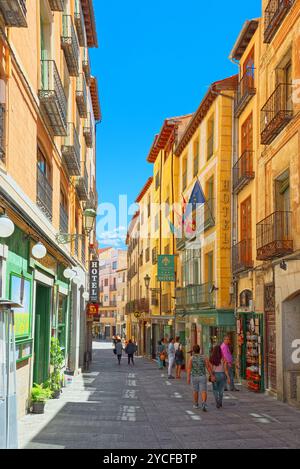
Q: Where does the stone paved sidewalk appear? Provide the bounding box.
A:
[18,341,300,449]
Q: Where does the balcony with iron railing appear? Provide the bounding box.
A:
[59,204,69,234]
[75,162,89,201]
[82,47,91,84]
[37,167,53,221]
[39,60,67,136]
[232,239,253,274]
[176,283,215,312]
[257,211,293,260]
[0,0,27,27]
[62,123,81,176]
[48,0,64,11]
[83,112,93,148]
[264,0,295,43]
[234,71,256,117]
[261,83,293,145]
[233,151,255,194]
[0,104,5,164]
[76,73,88,118]
[61,15,80,77]
[74,0,86,47]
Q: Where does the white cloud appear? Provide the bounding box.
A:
[98,226,127,248]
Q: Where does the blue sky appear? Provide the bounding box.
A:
[90,0,261,248]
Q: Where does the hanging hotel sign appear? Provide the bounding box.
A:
[89,260,99,303]
[158,255,175,282]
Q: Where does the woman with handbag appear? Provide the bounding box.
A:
[209,345,231,409]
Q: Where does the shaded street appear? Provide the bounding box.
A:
[19,342,300,449]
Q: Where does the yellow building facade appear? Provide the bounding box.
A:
[0,0,100,417]
[175,77,237,356]
[230,0,300,402]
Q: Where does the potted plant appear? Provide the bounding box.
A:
[48,338,65,399]
[31,384,52,414]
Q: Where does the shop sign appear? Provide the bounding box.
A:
[157,255,175,282]
[197,317,216,326]
[87,303,99,321]
[89,260,99,303]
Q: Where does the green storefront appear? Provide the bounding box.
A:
[2,226,71,387]
[185,309,236,356]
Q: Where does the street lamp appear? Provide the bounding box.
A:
[0,208,15,238]
[83,208,97,237]
[56,208,97,245]
[144,274,151,290]
[31,242,47,260]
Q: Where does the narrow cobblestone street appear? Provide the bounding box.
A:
[18,342,300,449]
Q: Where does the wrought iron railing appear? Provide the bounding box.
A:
[39,60,67,136]
[264,0,295,43]
[59,204,69,233]
[83,112,93,148]
[75,163,89,201]
[62,123,81,176]
[232,239,253,274]
[234,71,256,117]
[61,15,80,77]
[37,166,53,221]
[176,283,215,310]
[82,46,91,83]
[76,73,88,118]
[0,104,5,163]
[74,0,86,46]
[0,0,27,27]
[261,83,293,145]
[233,151,255,193]
[257,211,293,260]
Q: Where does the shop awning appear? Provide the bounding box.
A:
[183,309,235,327]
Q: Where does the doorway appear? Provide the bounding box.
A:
[33,284,51,384]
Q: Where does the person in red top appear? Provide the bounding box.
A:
[221,336,239,392]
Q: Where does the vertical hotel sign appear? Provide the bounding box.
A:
[89,260,99,303]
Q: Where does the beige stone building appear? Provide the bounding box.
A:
[97,248,127,339]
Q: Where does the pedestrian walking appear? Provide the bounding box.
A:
[209,345,231,409]
[157,340,166,370]
[168,338,176,379]
[174,336,181,352]
[115,339,123,365]
[175,344,184,379]
[221,336,239,391]
[125,339,137,366]
[187,345,210,412]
